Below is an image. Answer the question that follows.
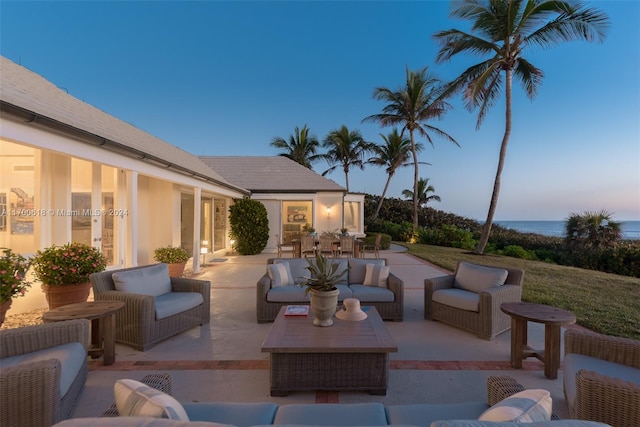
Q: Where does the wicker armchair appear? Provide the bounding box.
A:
[90,265,211,351]
[563,329,640,427]
[0,319,89,427]
[424,261,524,340]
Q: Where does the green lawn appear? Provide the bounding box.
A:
[401,243,640,340]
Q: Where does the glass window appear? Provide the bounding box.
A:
[343,201,360,232]
[282,200,312,243]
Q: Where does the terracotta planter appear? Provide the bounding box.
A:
[167,262,186,277]
[0,299,12,326]
[42,282,92,309]
[309,288,339,327]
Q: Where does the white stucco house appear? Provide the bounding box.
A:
[0,56,365,313]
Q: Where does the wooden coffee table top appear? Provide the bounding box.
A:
[261,306,397,353]
[42,301,125,322]
[501,302,576,326]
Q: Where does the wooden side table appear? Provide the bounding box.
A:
[501,302,576,379]
[43,301,125,366]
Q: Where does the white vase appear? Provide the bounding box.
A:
[309,289,339,327]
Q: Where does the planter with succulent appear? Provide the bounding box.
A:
[340,228,349,236]
[300,253,349,327]
[153,246,191,277]
[31,242,108,309]
[0,248,32,325]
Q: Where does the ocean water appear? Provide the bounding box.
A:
[494,220,640,240]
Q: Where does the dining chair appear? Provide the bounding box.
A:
[338,235,355,258]
[361,234,382,258]
[300,235,316,257]
[318,235,335,257]
[275,234,295,258]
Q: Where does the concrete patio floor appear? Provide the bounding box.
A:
[72,246,573,419]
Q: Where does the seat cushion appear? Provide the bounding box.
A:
[114,379,189,420]
[563,353,640,409]
[478,389,552,422]
[112,264,172,297]
[266,285,309,303]
[432,288,480,312]
[453,262,508,293]
[183,402,278,425]
[155,292,204,320]
[335,284,353,301]
[348,258,386,285]
[0,342,85,397]
[274,403,388,425]
[363,263,390,288]
[386,402,489,426]
[267,263,294,287]
[349,284,394,302]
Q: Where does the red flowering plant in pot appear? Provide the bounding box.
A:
[0,248,32,325]
[31,242,107,309]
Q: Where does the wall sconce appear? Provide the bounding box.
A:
[326,206,331,219]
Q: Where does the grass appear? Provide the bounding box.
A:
[401,243,640,340]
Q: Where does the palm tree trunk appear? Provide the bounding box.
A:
[344,166,350,192]
[373,174,394,219]
[409,128,420,229]
[475,68,513,254]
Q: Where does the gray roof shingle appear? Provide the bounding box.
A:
[0,56,246,194]
[199,156,346,193]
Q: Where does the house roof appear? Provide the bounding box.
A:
[199,156,346,193]
[0,56,247,194]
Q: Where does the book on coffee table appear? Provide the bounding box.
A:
[284,305,309,316]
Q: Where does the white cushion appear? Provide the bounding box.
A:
[363,263,389,288]
[267,262,294,287]
[114,379,189,420]
[478,389,552,422]
[453,262,508,293]
[112,264,172,297]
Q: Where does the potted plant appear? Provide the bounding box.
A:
[153,246,191,277]
[0,248,32,325]
[31,242,107,309]
[300,253,349,327]
[340,227,349,236]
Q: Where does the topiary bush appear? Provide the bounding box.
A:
[228,197,269,255]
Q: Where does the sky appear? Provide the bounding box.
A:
[1,1,638,221]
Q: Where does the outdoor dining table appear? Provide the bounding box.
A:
[291,237,361,258]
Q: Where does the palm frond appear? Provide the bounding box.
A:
[513,57,543,99]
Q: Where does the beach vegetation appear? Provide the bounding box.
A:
[402,177,440,208]
[433,0,611,255]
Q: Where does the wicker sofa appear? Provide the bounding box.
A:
[90,264,211,351]
[0,319,89,427]
[563,329,640,427]
[424,261,524,340]
[256,257,403,323]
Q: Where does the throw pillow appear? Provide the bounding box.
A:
[267,262,294,287]
[363,263,390,288]
[478,389,552,422]
[112,264,172,297]
[114,379,189,420]
[453,262,508,293]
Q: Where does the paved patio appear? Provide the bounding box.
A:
[72,246,573,419]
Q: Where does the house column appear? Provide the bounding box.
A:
[192,187,202,273]
[125,170,138,266]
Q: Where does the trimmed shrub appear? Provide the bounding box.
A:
[229,197,269,255]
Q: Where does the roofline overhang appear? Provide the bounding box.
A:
[0,101,250,196]
[249,189,347,194]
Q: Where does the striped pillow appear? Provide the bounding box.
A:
[114,379,189,420]
[478,389,552,422]
[267,262,294,287]
[363,263,390,288]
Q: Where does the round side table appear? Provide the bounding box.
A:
[43,301,125,366]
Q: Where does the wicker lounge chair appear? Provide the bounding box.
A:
[0,319,89,427]
[424,261,524,340]
[563,329,640,427]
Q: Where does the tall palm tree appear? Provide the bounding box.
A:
[321,125,374,192]
[363,66,457,229]
[433,0,610,254]
[368,128,428,220]
[270,124,320,169]
[402,177,441,208]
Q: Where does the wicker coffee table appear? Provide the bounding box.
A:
[261,306,397,396]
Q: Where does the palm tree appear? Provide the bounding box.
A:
[368,128,428,220]
[363,66,457,229]
[320,125,374,192]
[402,177,441,208]
[565,210,622,248]
[433,0,610,254]
[270,124,320,169]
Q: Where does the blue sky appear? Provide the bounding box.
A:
[2,1,638,221]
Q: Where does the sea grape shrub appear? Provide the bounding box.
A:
[228,197,269,256]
